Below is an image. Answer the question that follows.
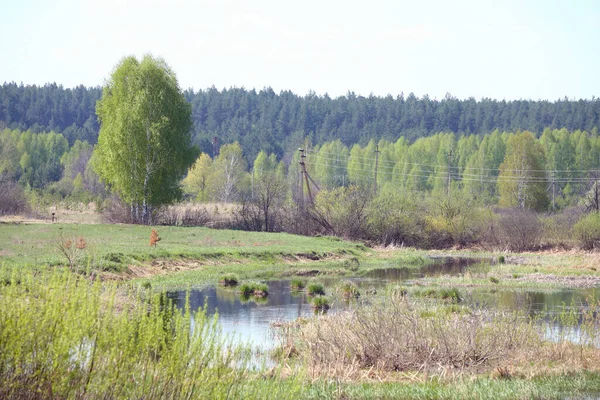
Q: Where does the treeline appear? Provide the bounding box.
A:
[4,126,600,250]
[183,128,600,211]
[2,82,600,161]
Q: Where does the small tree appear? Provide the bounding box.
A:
[149,229,161,247]
[56,234,88,271]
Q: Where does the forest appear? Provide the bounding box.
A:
[4,82,600,249]
[1,82,600,161]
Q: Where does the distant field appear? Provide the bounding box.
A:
[0,222,365,271]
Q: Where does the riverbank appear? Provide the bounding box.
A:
[3,223,600,398]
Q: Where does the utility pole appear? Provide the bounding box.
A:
[374,144,380,194]
[251,167,255,200]
[551,170,556,210]
[447,149,453,196]
[299,148,314,205]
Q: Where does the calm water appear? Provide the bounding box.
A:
[166,257,600,353]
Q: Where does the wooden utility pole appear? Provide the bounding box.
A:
[299,148,314,205]
[551,170,556,210]
[447,149,453,196]
[374,144,380,194]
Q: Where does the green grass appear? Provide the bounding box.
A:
[340,281,360,298]
[219,273,239,287]
[307,283,326,296]
[304,372,600,399]
[0,222,365,271]
[311,296,330,312]
[290,278,306,291]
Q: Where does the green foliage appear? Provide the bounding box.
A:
[573,212,600,250]
[498,131,549,211]
[311,296,330,312]
[182,152,213,201]
[311,185,371,238]
[0,268,305,398]
[219,273,238,287]
[307,283,325,296]
[413,287,462,303]
[95,55,195,224]
[238,282,269,297]
[290,278,306,291]
[489,276,500,284]
[210,142,247,202]
[341,281,360,299]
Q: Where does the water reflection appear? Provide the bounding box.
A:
[166,257,600,353]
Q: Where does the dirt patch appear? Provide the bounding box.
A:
[514,274,600,288]
[0,249,14,257]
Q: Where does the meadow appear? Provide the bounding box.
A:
[3,222,600,399]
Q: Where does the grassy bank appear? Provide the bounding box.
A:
[0,223,366,273]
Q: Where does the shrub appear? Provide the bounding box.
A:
[573,212,600,250]
[489,276,500,284]
[0,269,304,398]
[219,274,238,287]
[0,180,28,215]
[307,283,325,296]
[495,208,542,251]
[498,255,505,264]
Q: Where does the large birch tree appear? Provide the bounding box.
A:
[95,55,195,224]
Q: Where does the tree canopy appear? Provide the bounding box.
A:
[2,83,600,162]
[94,55,195,224]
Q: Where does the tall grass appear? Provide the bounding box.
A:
[0,269,300,399]
[281,297,543,377]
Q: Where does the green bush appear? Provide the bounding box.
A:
[573,212,600,250]
[0,269,303,398]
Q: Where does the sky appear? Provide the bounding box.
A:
[1,0,599,100]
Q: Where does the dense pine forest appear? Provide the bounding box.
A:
[1,82,599,160]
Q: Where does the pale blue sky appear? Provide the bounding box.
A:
[1,0,598,100]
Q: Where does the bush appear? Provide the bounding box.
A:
[495,208,542,251]
[284,297,540,376]
[0,180,28,215]
[573,212,600,250]
[0,269,303,398]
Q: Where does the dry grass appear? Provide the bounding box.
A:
[279,296,600,382]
